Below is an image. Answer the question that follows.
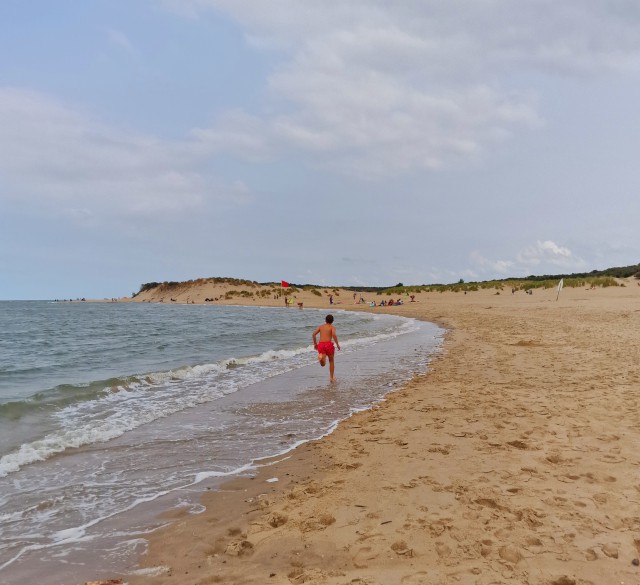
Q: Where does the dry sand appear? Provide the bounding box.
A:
[123,280,640,585]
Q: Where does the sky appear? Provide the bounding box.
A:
[1,1,639,299]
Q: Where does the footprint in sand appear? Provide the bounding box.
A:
[335,461,362,470]
[557,473,580,483]
[592,492,608,504]
[400,571,436,584]
[478,539,493,557]
[545,577,577,585]
[506,440,530,450]
[224,540,254,557]
[435,541,452,558]
[352,546,376,568]
[498,544,523,564]
[545,451,565,464]
[267,512,288,528]
[597,453,626,463]
[287,567,329,584]
[584,547,598,561]
[300,513,335,532]
[524,536,545,553]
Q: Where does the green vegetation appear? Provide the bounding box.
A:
[220,289,255,299]
[133,276,261,297]
[132,263,638,299]
[520,263,640,281]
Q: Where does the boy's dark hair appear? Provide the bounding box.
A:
[325,314,334,324]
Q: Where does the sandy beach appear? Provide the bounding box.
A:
[125,280,640,585]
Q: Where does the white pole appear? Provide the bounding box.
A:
[555,278,564,301]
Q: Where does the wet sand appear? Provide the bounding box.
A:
[124,281,640,585]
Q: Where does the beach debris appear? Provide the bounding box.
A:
[632,558,639,566]
[266,477,279,483]
[391,540,413,556]
[85,580,123,585]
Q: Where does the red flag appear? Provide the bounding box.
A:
[281,280,290,288]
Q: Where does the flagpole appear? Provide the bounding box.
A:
[555,278,563,301]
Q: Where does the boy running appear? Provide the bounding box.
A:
[312,314,341,382]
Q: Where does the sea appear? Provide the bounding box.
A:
[0,300,443,585]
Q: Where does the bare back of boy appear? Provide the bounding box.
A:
[312,317,340,382]
[316,323,334,343]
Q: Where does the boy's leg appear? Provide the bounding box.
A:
[318,351,326,367]
[328,354,335,381]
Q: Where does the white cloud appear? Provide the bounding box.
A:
[470,240,588,279]
[268,75,537,176]
[517,240,573,266]
[469,250,515,275]
[163,0,640,74]
[0,88,248,221]
[158,0,640,176]
[191,110,272,162]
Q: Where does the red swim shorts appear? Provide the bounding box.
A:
[317,341,335,356]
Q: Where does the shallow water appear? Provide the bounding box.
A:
[0,302,443,584]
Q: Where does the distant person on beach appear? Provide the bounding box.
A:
[312,314,341,382]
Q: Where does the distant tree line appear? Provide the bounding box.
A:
[506,263,640,282]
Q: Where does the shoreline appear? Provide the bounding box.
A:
[125,310,452,585]
[115,282,639,584]
[2,303,440,585]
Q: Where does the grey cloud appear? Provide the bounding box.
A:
[470,240,589,279]
[170,0,640,75]
[163,0,640,176]
[0,89,250,220]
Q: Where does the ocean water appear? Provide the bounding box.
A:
[0,301,443,584]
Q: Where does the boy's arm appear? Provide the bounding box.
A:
[312,326,320,348]
[332,326,340,350]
